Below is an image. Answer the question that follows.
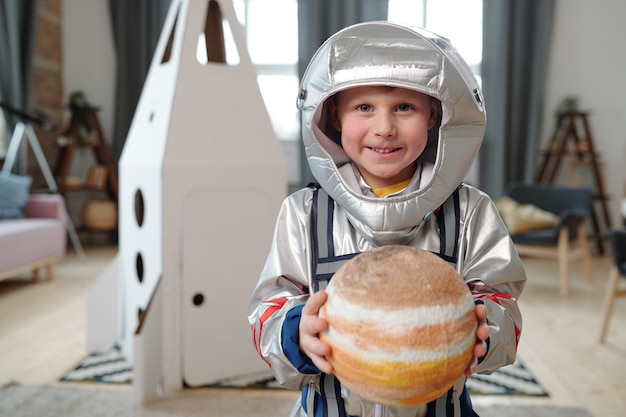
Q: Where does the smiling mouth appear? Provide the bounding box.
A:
[369,147,400,154]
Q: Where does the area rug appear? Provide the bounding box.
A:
[60,345,132,384]
[61,345,548,397]
[0,383,590,417]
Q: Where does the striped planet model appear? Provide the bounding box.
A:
[319,245,477,406]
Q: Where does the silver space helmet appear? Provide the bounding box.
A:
[296,21,486,235]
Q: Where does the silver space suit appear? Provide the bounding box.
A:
[248,21,526,417]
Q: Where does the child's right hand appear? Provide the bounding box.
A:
[299,290,334,374]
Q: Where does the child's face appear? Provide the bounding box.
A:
[330,86,438,190]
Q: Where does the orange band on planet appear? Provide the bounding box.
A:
[323,306,476,352]
[325,338,474,405]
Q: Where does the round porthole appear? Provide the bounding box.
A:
[134,189,145,227]
[192,293,204,306]
[136,252,144,283]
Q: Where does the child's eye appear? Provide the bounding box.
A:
[396,103,413,112]
[357,104,371,112]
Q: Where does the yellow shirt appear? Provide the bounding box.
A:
[371,178,412,198]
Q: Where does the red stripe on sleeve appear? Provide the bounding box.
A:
[253,298,289,365]
[472,292,513,304]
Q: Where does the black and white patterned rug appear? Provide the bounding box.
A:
[60,345,547,397]
[60,345,132,384]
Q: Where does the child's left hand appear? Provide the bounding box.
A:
[465,303,489,377]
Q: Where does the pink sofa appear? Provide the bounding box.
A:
[0,194,67,281]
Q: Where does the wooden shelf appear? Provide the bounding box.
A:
[54,107,118,202]
[535,111,612,254]
[54,106,118,237]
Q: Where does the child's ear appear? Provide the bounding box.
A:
[428,99,440,129]
[328,98,342,132]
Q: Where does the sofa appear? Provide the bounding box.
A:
[0,173,67,281]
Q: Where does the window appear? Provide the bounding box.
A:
[232,0,299,141]
[388,0,483,78]
[233,0,482,142]
[0,110,6,156]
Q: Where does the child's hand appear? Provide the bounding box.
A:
[465,303,489,377]
[299,290,334,374]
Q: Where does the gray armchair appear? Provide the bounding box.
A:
[505,182,594,296]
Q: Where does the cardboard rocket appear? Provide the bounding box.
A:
[88,0,286,403]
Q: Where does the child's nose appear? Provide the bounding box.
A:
[373,113,396,138]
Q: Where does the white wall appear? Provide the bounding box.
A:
[542,0,626,225]
[61,0,116,143]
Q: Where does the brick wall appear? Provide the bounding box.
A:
[29,0,63,188]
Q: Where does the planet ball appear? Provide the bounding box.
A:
[319,245,477,407]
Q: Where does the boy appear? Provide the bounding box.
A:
[248,21,525,417]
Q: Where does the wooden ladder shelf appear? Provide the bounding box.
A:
[535,110,612,253]
[54,106,118,202]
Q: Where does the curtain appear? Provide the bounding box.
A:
[0,0,39,171]
[479,0,555,198]
[107,0,169,164]
[297,0,388,187]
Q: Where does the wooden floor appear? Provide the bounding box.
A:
[0,244,625,417]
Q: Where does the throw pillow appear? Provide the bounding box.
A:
[495,196,559,234]
[0,173,33,219]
